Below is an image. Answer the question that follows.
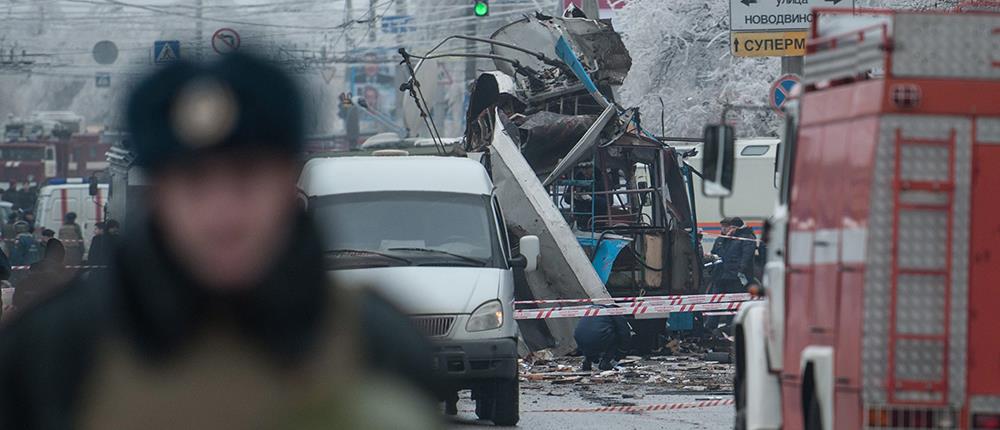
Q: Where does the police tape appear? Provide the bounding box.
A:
[10,265,108,271]
[700,232,761,243]
[703,311,737,316]
[514,292,752,306]
[524,398,734,413]
[3,238,86,243]
[514,300,750,320]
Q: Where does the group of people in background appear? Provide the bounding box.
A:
[0,208,119,320]
[2,182,38,214]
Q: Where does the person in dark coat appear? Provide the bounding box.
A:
[8,221,40,267]
[0,183,15,205]
[0,245,8,320]
[708,217,757,292]
[86,220,119,265]
[58,212,85,265]
[0,245,9,287]
[574,305,632,371]
[703,217,757,335]
[0,53,440,430]
[12,238,69,314]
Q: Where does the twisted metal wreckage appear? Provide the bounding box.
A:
[401,7,706,355]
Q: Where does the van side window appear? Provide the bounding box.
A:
[740,145,770,156]
[492,196,511,260]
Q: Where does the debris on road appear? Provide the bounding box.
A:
[518,339,734,399]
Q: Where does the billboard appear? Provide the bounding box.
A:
[346,49,399,134]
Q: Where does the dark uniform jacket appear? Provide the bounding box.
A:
[573,306,631,356]
[710,226,757,282]
[0,215,440,430]
[85,233,114,266]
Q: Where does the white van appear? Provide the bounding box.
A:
[298,155,539,426]
[34,182,109,252]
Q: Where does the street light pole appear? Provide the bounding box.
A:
[195,0,204,60]
[781,56,803,76]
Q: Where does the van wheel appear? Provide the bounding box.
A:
[475,395,494,421]
[734,369,747,430]
[490,377,519,426]
[805,393,822,430]
[735,409,748,430]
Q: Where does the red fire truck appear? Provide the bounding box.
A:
[0,142,56,185]
[2,114,110,186]
[729,8,1000,430]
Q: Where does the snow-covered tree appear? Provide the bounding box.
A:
[614,0,960,138]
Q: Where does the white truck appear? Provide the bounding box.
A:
[297,154,539,426]
[34,181,109,253]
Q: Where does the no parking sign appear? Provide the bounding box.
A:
[769,74,799,116]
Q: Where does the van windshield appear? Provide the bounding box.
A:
[310,191,501,270]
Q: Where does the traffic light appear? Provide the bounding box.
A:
[473,0,489,16]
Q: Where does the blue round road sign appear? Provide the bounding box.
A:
[769,74,800,114]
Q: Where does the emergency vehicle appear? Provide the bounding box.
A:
[34,180,109,251]
[1,113,110,186]
[730,8,1000,430]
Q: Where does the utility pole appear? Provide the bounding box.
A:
[582,0,599,19]
[464,20,476,83]
[369,0,377,43]
[781,56,803,76]
[345,0,353,48]
[395,0,407,49]
[195,0,204,60]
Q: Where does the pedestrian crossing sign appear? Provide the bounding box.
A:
[153,40,180,65]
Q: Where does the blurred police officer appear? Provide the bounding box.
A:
[0,53,439,430]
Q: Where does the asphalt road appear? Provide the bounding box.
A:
[447,388,734,429]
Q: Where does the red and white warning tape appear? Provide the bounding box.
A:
[3,238,86,243]
[700,232,761,243]
[514,292,752,307]
[526,398,734,413]
[514,300,749,320]
[703,311,737,316]
[10,265,107,271]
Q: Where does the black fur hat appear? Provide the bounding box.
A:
[126,53,304,171]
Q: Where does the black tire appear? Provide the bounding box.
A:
[733,327,747,430]
[734,367,746,430]
[475,395,494,421]
[735,409,748,430]
[490,377,520,426]
[804,393,822,430]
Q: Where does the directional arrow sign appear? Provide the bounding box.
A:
[730,0,854,32]
[731,31,807,57]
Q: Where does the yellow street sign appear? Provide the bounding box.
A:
[731,31,807,57]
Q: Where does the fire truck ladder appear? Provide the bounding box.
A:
[886,128,957,405]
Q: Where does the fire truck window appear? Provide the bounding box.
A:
[46,148,54,160]
[740,145,770,156]
[4,147,45,161]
